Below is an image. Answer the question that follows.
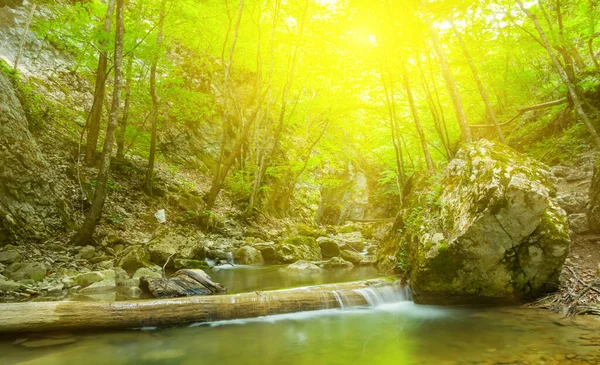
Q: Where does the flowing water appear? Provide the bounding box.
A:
[2,267,600,365]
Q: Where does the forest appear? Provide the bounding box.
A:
[1,0,600,364]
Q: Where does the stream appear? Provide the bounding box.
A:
[2,266,600,365]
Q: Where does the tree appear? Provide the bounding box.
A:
[144,0,167,194]
[70,0,125,246]
[517,0,600,148]
[85,0,116,166]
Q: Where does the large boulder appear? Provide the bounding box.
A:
[117,245,152,275]
[274,236,321,263]
[380,140,570,304]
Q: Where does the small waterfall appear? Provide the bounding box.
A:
[353,282,411,307]
[331,290,345,309]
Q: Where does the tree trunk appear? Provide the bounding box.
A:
[0,279,395,334]
[417,60,450,160]
[381,69,405,195]
[422,1,472,143]
[70,0,125,246]
[517,0,600,149]
[401,62,434,171]
[451,22,507,144]
[144,0,166,195]
[85,0,116,166]
[116,57,133,160]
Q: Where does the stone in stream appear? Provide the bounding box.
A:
[283,260,323,273]
[378,140,570,304]
[340,249,363,265]
[317,237,341,258]
[233,246,263,265]
[117,245,152,275]
[322,257,353,270]
[273,236,321,263]
[146,227,205,267]
[0,278,22,292]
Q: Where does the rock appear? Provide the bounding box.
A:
[381,140,570,304]
[117,245,152,275]
[568,213,589,234]
[78,245,95,260]
[274,236,321,263]
[318,237,341,258]
[252,242,276,263]
[296,223,327,238]
[340,250,363,265]
[336,232,365,252]
[322,257,353,269]
[556,193,588,214]
[146,227,205,266]
[233,246,263,265]
[73,271,105,288]
[4,262,47,282]
[588,159,600,232]
[0,246,20,264]
[78,279,115,294]
[115,267,140,298]
[174,258,209,270]
[0,278,22,292]
[133,267,162,280]
[177,191,206,214]
[283,260,322,273]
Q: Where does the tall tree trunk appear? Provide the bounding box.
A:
[451,22,506,144]
[417,60,450,159]
[144,0,166,194]
[85,0,116,166]
[401,62,434,171]
[70,0,124,246]
[422,1,472,143]
[116,57,133,160]
[208,0,245,211]
[517,0,600,149]
[380,67,405,195]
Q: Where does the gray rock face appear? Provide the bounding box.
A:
[316,163,370,225]
[117,245,152,275]
[0,278,21,292]
[0,71,66,245]
[381,140,570,304]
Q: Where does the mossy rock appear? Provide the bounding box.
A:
[274,236,321,263]
[382,140,570,304]
[117,245,152,275]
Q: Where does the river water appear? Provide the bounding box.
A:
[2,266,600,365]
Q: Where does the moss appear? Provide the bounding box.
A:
[283,235,318,248]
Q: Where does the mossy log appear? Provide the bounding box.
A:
[0,279,391,334]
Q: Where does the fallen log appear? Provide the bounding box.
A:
[0,279,396,334]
